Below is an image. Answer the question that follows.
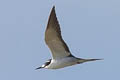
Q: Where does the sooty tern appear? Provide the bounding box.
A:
[36,6,102,70]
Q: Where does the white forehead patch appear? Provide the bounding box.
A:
[42,64,45,67]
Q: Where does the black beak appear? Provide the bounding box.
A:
[35,67,43,70]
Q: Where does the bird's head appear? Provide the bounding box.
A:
[35,59,52,70]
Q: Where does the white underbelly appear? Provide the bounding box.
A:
[46,57,78,69]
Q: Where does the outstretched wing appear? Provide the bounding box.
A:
[45,6,71,59]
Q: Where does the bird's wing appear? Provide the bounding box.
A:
[45,6,71,59]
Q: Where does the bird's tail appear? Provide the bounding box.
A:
[78,58,103,64]
[84,58,103,62]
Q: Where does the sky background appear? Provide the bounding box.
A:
[0,0,120,80]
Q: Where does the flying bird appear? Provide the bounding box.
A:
[36,6,101,69]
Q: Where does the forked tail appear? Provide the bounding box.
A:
[77,58,103,64]
[84,58,103,62]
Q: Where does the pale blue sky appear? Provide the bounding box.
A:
[0,0,120,80]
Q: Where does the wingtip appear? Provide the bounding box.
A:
[53,5,55,8]
[49,5,56,15]
[52,5,55,11]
